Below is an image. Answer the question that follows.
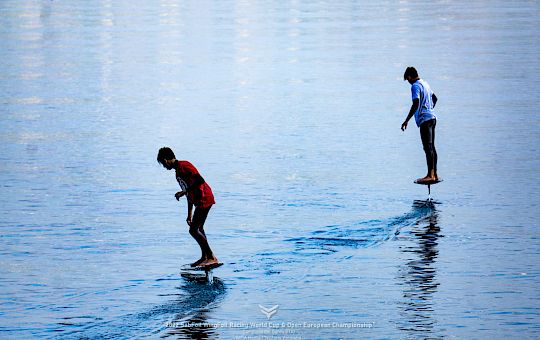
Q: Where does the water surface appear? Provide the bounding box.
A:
[1,1,539,338]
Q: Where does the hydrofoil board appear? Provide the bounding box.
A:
[414,178,443,185]
[181,263,223,272]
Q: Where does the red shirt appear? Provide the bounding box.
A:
[176,161,215,208]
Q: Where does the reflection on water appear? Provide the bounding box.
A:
[396,200,442,337]
[163,273,226,339]
[72,273,226,339]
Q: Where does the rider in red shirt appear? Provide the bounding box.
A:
[157,147,218,268]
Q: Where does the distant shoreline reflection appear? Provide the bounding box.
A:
[396,200,442,337]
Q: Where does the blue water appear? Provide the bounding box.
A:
[1,1,539,338]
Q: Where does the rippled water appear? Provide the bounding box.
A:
[1,1,539,338]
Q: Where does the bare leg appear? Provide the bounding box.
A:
[190,227,207,267]
[189,206,218,267]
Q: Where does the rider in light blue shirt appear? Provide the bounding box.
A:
[401,67,439,184]
[411,78,437,127]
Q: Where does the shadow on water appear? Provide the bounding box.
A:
[395,200,443,338]
[285,199,441,253]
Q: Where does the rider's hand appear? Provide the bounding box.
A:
[401,121,408,131]
[175,191,186,201]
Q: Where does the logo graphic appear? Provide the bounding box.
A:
[259,304,279,320]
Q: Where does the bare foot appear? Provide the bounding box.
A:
[190,257,206,267]
[198,257,219,267]
[416,175,436,184]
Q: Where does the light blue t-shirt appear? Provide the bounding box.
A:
[411,79,436,127]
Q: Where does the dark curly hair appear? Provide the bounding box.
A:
[403,66,419,80]
[157,147,175,167]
